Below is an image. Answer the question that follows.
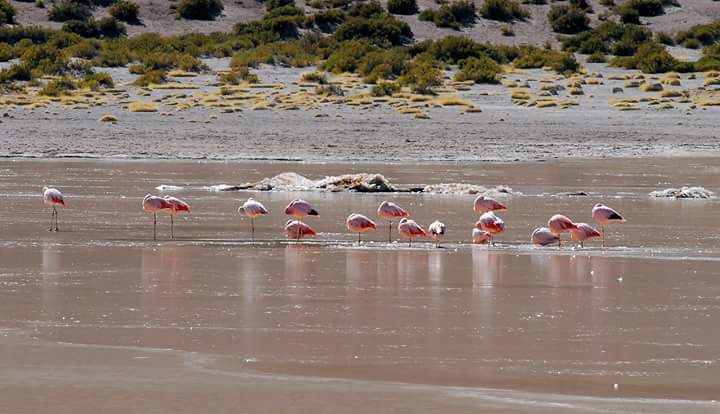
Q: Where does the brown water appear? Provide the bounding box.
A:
[1,158,720,413]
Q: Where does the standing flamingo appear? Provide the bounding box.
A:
[472,228,491,245]
[398,218,425,247]
[285,220,317,242]
[531,227,560,246]
[428,220,446,248]
[142,195,173,241]
[592,204,626,247]
[473,195,507,214]
[285,199,318,241]
[43,187,65,232]
[570,223,602,248]
[377,201,408,243]
[163,196,191,239]
[477,211,505,245]
[346,213,377,244]
[238,198,269,241]
[547,214,577,247]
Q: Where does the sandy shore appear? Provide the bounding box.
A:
[1,158,720,413]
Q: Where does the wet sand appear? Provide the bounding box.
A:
[1,158,720,413]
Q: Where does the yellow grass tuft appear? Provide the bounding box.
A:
[640,82,663,92]
[536,100,558,108]
[434,95,474,106]
[624,80,640,88]
[694,99,720,106]
[414,112,430,119]
[98,114,118,122]
[660,89,683,98]
[568,87,584,96]
[128,101,159,112]
[409,95,433,102]
[704,78,720,86]
[704,71,720,78]
[510,89,531,100]
[168,70,198,78]
[150,82,200,90]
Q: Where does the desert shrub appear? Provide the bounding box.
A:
[569,0,592,11]
[231,40,319,68]
[358,47,408,82]
[609,41,678,73]
[501,25,514,36]
[0,42,12,61]
[67,39,101,58]
[95,40,130,66]
[0,26,54,45]
[0,0,16,25]
[39,76,76,96]
[587,50,607,62]
[561,21,652,56]
[176,0,223,20]
[513,46,579,73]
[80,71,114,89]
[548,5,589,34]
[419,0,476,30]
[348,1,384,17]
[424,35,505,64]
[674,22,720,48]
[62,17,126,38]
[398,57,442,93]
[454,55,501,83]
[0,62,31,82]
[621,0,664,17]
[655,31,674,45]
[48,30,83,49]
[36,0,45,7]
[110,0,140,23]
[333,13,412,47]
[387,0,417,14]
[20,44,69,75]
[218,66,259,84]
[314,8,345,31]
[133,69,167,86]
[370,80,400,95]
[265,0,294,10]
[479,0,528,21]
[48,1,93,22]
[618,6,639,23]
[696,44,720,71]
[322,39,375,72]
[301,71,328,83]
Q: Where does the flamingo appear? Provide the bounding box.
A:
[285,199,318,219]
[473,195,507,214]
[43,187,65,232]
[142,194,173,241]
[238,198,269,241]
[377,201,408,243]
[346,213,377,244]
[428,220,446,247]
[472,228,491,245]
[570,223,602,248]
[592,204,626,247]
[531,227,560,246]
[477,211,505,245]
[547,214,577,247]
[163,196,191,239]
[285,220,316,242]
[398,218,425,247]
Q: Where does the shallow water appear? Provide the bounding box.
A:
[1,158,720,413]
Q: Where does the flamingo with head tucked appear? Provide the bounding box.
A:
[346,213,376,244]
[547,214,577,247]
[285,220,316,242]
[398,218,425,247]
[477,211,505,245]
[570,223,602,248]
[43,187,65,232]
[285,199,318,219]
[163,196,191,239]
[531,227,560,247]
[142,195,173,241]
[428,220,446,248]
[378,201,408,243]
[239,198,269,241]
[472,228,491,245]
[592,204,626,247]
[473,195,507,214]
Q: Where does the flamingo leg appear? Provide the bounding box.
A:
[601,225,605,248]
[408,238,411,248]
[358,232,361,245]
[251,217,255,242]
[153,213,157,241]
[170,215,174,239]
[580,241,584,248]
[48,208,54,231]
[388,221,392,243]
[53,206,59,232]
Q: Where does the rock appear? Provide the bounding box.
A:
[649,186,714,199]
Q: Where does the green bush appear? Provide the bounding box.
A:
[67,39,101,58]
[133,69,167,86]
[218,66,259,84]
[231,40,319,68]
[398,57,442,94]
[561,21,652,57]
[80,71,114,89]
[370,80,400,96]
[609,41,677,73]
[548,5,589,34]
[387,0,417,15]
[0,0,16,25]
[348,1,384,17]
[110,0,140,23]
[265,0,294,10]
[479,0,528,21]
[587,51,607,62]
[419,0,476,30]
[0,42,13,61]
[20,44,69,75]
[301,71,328,83]
[0,26,54,45]
[176,0,223,20]
[618,6,639,23]
[322,39,374,72]
[513,46,579,73]
[358,47,408,82]
[62,17,126,38]
[454,55,501,83]
[313,9,345,31]
[39,76,76,96]
[622,0,664,16]
[0,62,32,82]
[48,1,93,22]
[333,14,412,47]
[655,31,674,45]
[95,41,130,66]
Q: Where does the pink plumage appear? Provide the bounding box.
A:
[398,218,425,246]
[473,195,507,214]
[592,204,625,224]
[238,198,269,218]
[285,220,317,240]
[346,213,377,233]
[43,187,65,207]
[377,201,408,220]
[285,199,318,219]
[472,228,491,245]
[547,214,577,235]
[163,196,191,215]
[570,223,602,248]
[531,227,560,246]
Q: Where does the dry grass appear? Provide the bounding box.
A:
[704,78,720,86]
[150,82,200,89]
[98,114,118,122]
[640,82,663,92]
[433,95,474,106]
[660,89,683,98]
[128,101,159,112]
[510,89,531,100]
[624,80,640,88]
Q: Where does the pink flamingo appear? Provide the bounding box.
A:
[428,220,446,247]
[377,201,409,243]
[163,196,191,239]
[398,218,425,247]
[477,211,505,245]
[473,195,507,214]
[285,199,318,219]
[285,219,317,242]
[570,223,602,248]
[346,213,377,244]
[472,228,491,245]
[592,204,626,247]
[238,198,269,241]
[43,187,65,232]
[142,194,173,241]
[547,214,577,247]
[531,227,560,246]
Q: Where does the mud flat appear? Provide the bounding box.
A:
[1,158,720,413]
